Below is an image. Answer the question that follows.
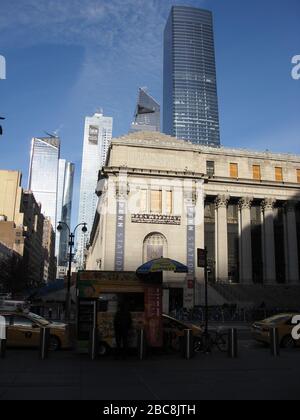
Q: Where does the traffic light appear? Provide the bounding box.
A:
[0,117,4,136]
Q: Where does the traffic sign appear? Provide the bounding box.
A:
[197,248,206,268]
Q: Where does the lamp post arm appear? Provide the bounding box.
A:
[73,223,88,236]
[57,221,71,235]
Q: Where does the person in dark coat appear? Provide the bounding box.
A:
[114,303,132,359]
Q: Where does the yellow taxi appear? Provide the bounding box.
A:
[163,314,203,351]
[252,313,300,349]
[0,311,71,351]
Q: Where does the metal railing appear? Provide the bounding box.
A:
[172,306,297,324]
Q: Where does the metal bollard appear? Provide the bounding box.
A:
[40,327,50,360]
[137,329,146,360]
[270,328,280,357]
[89,327,99,361]
[228,328,238,359]
[0,339,6,359]
[183,329,194,360]
[0,326,7,359]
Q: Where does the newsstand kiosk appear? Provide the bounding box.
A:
[76,271,163,354]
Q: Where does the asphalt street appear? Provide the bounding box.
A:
[0,333,299,401]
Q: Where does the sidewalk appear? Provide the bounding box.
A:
[0,343,299,400]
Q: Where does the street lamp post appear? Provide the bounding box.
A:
[57,222,87,320]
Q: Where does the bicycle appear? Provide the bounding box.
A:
[194,328,229,353]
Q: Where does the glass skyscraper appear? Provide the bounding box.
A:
[28,137,60,228]
[56,160,75,268]
[77,111,113,268]
[163,6,220,147]
[130,88,160,133]
[29,137,75,275]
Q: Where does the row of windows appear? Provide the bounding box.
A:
[137,190,173,215]
[206,161,300,183]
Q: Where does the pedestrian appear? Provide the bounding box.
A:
[114,303,132,359]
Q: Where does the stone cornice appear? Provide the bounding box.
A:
[206,176,300,189]
[111,132,300,163]
[102,166,207,181]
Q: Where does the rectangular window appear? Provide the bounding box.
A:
[297,169,300,184]
[230,163,238,178]
[165,191,173,215]
[150,190,162,214]
[275,167,283,182]
[206,161,215,177]
[138,190,148,213]
[253,165,261,180]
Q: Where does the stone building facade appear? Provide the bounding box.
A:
[0,170,56,293]
[86,132,300,308]
[42,217,56,283]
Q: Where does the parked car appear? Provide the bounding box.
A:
[252,313,300,349]
[0,311,71,351]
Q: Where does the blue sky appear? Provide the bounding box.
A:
[0,0,299,226]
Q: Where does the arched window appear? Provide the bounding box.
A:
[143,233,168,263]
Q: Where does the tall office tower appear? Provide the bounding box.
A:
[163,6,221,147]
[56,160,75,272]
[77,111,113,268]
[28,136,60,227]
[130,88,160,133]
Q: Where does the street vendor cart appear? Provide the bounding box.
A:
[76,271,163,355]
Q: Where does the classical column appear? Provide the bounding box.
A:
[284,201,299,284]
[238,197,253,284]
[215,195,230,283]
[261,198,276,285]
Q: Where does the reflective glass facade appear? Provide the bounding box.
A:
[28,137,60,228]
[130,88,160,133]
[163,6,220,147]
[56,160,75,266]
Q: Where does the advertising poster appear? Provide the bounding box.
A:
[144,285,163,347]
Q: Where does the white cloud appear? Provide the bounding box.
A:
[0,0,205,130]
[0,1,202,50]
[0,0,204,87]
